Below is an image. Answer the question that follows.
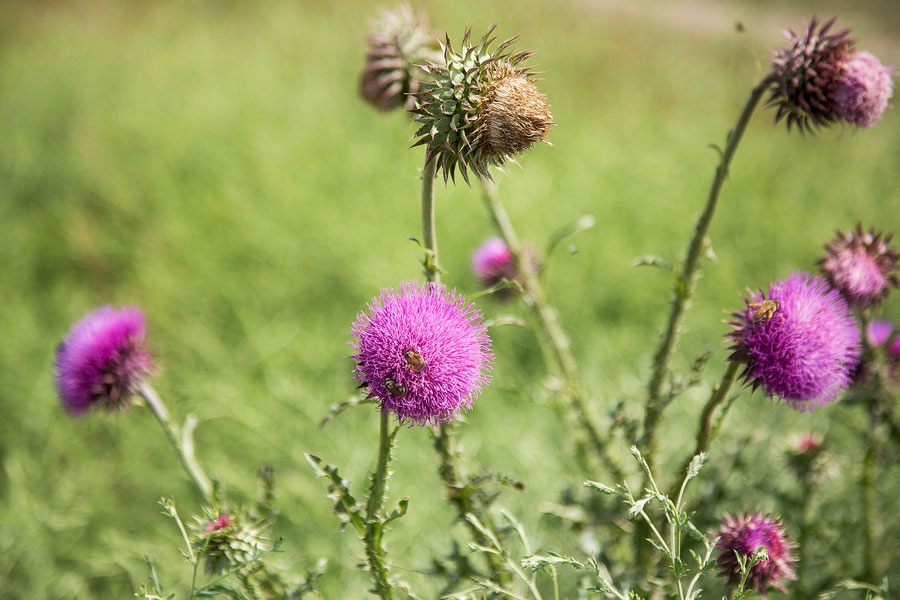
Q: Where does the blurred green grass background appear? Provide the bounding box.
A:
[1,0,898,597]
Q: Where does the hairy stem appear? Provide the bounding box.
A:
[480,176,621,479]
[364,411,395,599]
[641,78,772,470]
[421,159,440,283]
[139,382,214,503]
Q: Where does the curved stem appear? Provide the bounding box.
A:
[642,77,773,471]
[139,382,214,503]
[364,411,395,599]
[480,176,621,479]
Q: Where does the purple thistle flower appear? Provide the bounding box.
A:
[715,512,796,596]
[727,272,860,411]
[350,281,492,425]
[820,225,899,309]
[867,318,894,347]
[53,305,156,416]
[768,17,893,132]
[471,237,516,289]
[831,51,894,127]
[768,17,854,132]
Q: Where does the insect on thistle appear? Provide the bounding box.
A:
[383,378,408,397]
[403,349,426,372]
[748,299,779,323]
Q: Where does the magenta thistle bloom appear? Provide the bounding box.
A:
[350,281,492,425]
[728,272,860,411]
[820,225,899,309]
[831,51,894,127]
[715,512,796,596]
[867,318,894,347]
[54,305,156,415]
[472,237,515,287]
[768,17,854,132]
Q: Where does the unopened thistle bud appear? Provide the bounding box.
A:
[768,17,893,132]
[412,26,553,183]
[193,509,269,575]
[359,5,441,112]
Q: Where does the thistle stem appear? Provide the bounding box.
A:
[479,176,621,479]
[669,361,740,497]
[641,77,772,471]
[138,382,214,504]
[421,159,440,283]
[364,410,395,599]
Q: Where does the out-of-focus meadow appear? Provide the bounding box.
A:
[1,0,898,597]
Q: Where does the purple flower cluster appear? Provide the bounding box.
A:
[715,512,796,596]
[728,272,860,411]
[350,281,493,425]
[54,305,155,415]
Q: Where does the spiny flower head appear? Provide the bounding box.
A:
[192,508,269,575]
[715,512,796,596]
[359,4,441,112]
[820,224,899,309]
[830,51,894,127]
[768,17,854,132]
[727,272,860,411]
[350,280,492,425]
[412,26,553,184]
[768,17,894,132]
[54,305,156,416]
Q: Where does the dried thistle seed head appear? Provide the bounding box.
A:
[359,4,441,112]
[411,26,553,184]
[768,17,854,132]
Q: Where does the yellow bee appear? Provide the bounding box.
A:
[748,299,779,323]
[383,378,408,397]
[403,350,426,372]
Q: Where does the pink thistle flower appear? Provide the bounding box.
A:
[831,51,894,127]
[715,512,796,596]
[867,318,895,347]
[728,272,861,411]
[471,237,516,289]
[820,225,899,309]
[768,17,893,131]
[53,305,156,415]
[350,281,492,425]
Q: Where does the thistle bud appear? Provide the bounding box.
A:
[193,509,269,575]
[412,26,553,183]
[359,5,441,112]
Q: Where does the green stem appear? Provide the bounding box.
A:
[421,159,440,283]
[669,361,740,497]
[364,411,395,599]
[480,176,621,480]
[139,382,214,503]
[421,159,509,584]
[642,77,773,471]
